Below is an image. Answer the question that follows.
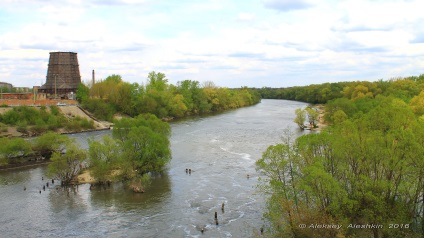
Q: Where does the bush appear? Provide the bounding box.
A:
[82,98,116,121]
[50,105,60,116]
[31,119,48,134]
[16,120,28,134]
[0,123,7,132]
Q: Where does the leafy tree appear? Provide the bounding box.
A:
[47,142,87,184]
[87,113,172,192]
[82,98,116,121]
[305,107,319,128]
[0,137,32,159]
[76,83,90,103]
[410,90,424,115]
[331,110,347,124]
[168,94,188,118]
[32,132,72,158]
[258,98,424,237]
[88,136,122,183]
[294,108,306,129]
[146,71,168,92]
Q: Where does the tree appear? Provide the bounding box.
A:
[88,136,122,183]
[410,90,424,115]
[47,142,87,184]
[31,132,72,159]
[146,71,168,92]
[168,94,188,118]
[76,83,90,103]
[305,107,319,128]
[331,110,347,124]
[294,108,306,129]
[107,113,171,192]
[0,137,32,159]
[259,97,424,237]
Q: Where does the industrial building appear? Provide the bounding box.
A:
[39,52,81,99]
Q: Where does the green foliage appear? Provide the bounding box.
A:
[257,97,424,237]
[0,122,7,132]
[305,107,319,128]
[16,120,28,134]
[410,90,424,115]
[88,136,122,183]
[0,137,32,159]
[47,142,87,184]
[88,113,171,191]
[112,114,171,173]
[257,74,424,105]
[83,71,260,120]
[76,83,90,103]
[82,98,116,121]
[32,132,72,158]
[0,105,95,135]
[294,108,306,129]
[49,105,60,116]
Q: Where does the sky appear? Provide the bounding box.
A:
[0,0,423,88]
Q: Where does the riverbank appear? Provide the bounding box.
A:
[0,158,49,170]
[313,104,327,131]
[74,170,96,184]
[0,105,112,138]
[0,99,304,237]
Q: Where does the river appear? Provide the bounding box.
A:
[0,99,309,238]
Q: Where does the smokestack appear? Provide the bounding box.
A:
[92,69,95,85]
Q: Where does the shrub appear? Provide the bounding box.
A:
[16,120,28,134]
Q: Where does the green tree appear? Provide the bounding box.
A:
[47,142,87,184]
[0,137,32,159]
[259,97,424,237]
[76,83,90,103]
[32,132,72,158]
[410,90,424,115]
[305,107,319,128]
[331,110,347,124]
[294,108,306,129]
[88,136,122,183]
[107,113,171,191]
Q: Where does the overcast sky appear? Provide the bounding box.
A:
[1,0,423,88]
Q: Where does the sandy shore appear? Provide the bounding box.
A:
[75,170,96,184]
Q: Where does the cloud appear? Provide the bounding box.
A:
[228,52,266,58]
[261,0,313,11]
[237,12,255,21]
[411,34,424,43]
[1,0,424,88]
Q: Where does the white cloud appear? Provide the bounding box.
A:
[0,0,423,88]
[237,12,256,21]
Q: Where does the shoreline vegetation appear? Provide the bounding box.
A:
[1,72,261,193]
[4,71,424,236]
[255,73,424,237]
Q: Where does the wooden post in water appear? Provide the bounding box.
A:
[214,211,218,225]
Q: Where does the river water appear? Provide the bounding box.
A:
[0,99,309,238]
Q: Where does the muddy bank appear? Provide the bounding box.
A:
[0,155,49,170]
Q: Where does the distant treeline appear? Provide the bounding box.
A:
[256,74,424,104]
[76,71,261,121]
